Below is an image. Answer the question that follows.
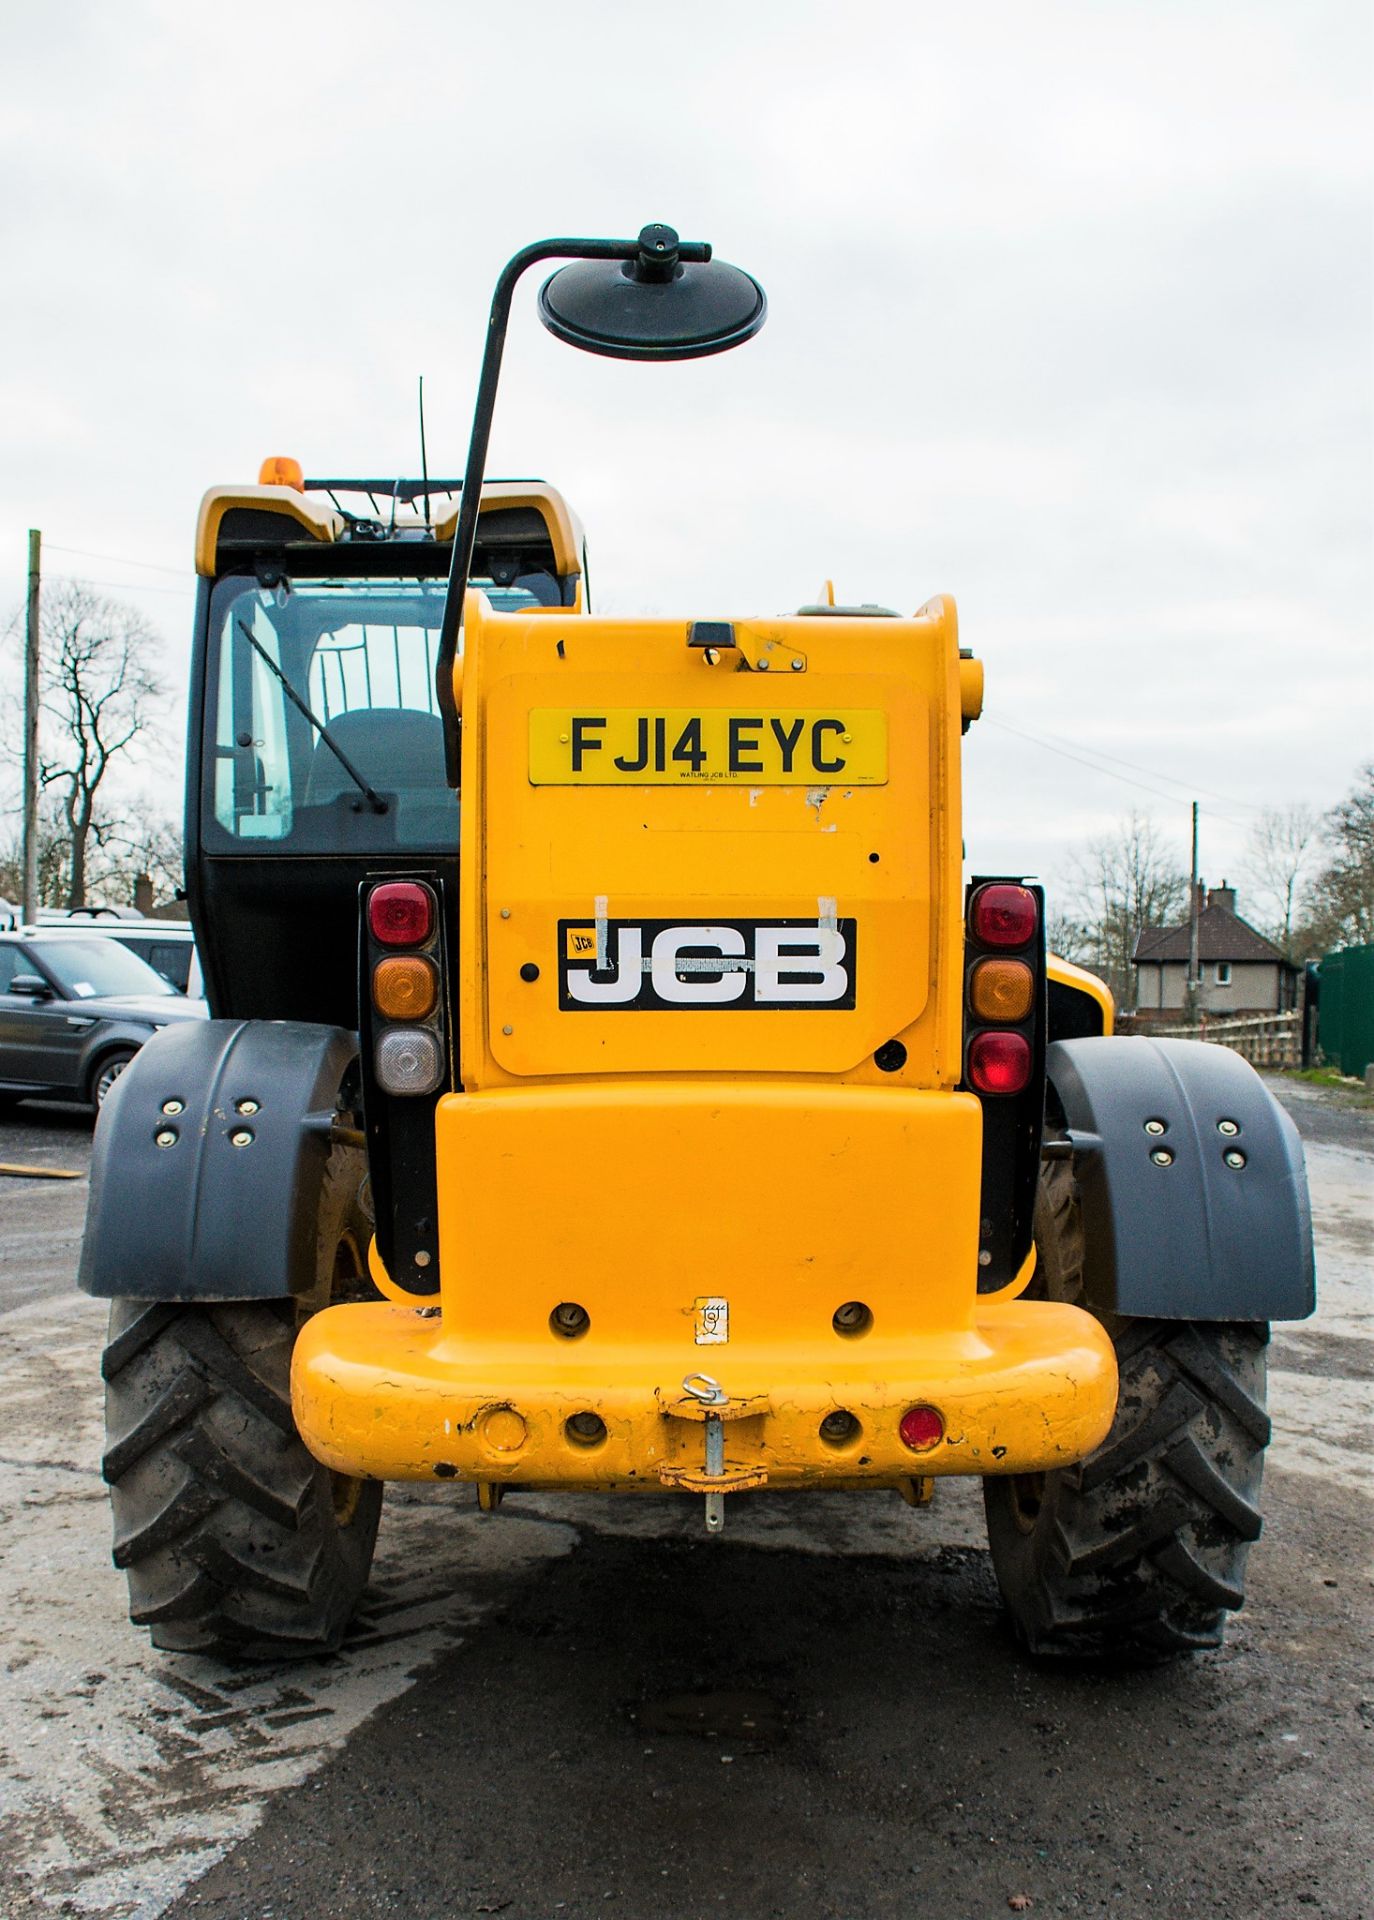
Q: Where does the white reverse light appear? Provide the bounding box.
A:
[375,1028,443,1096]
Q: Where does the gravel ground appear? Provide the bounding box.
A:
[0,1075,1368,1920]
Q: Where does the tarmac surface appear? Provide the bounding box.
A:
[0,1076,1368,1920]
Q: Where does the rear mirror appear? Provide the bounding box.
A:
[437,221,766,784]
[538,225,766,362]
[9,974,52,999]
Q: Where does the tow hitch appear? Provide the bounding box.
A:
[661,1373,770,1534]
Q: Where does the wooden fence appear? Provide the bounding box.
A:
[1123,1009,1303,1069]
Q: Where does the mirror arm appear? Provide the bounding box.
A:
[435,233,711,786]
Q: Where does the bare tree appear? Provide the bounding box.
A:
[98,806,185,908]
[1241,802,1321,958]
[1299,763,1374,955]
[35,583,164,909]
[1065,810,1189,1009]
[0,797,82,911]
[1044,910,1096,969]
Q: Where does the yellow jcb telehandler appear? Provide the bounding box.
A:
[82,224,1313,1663]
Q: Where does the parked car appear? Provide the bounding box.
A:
[0,933,207,1110]
[33,906,145,923]
[19,921,203,996]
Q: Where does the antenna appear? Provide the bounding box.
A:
[418,375,431,530]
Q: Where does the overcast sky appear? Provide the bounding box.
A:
[2,0,1370,909]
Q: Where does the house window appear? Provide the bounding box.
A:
[1215,962,1232,987]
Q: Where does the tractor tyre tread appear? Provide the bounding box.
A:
[104,1295,380,1656]
[984,1156,1269,1662]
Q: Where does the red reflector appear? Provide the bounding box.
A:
[899,1404,945,1452]
[968,1029,1032,1095]
[368,882,434,948]
[970,883,1038,948]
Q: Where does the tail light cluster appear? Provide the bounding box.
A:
[359,875,451,1295]
[963,877,1046,1293]
[964,883,1039,1096]
[368,882,445,1096]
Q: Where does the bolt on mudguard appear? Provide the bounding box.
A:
[80,1020,359,1301]
[1046,1036,1314,1322]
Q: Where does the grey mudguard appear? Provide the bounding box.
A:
[79,1019,358,1301]
[1046,1036,1314,1321]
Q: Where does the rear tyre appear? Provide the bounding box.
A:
[984,1155,1270,1661]
[91,1047,138,1109]
[102,1150,382,1658]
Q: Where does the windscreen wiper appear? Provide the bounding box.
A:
[236,620,388,814]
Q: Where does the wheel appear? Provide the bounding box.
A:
[101,1148,382,1658]
[90,1047,137,1109]
[983,1154,1270,1661]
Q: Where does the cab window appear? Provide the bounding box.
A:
[206,578,466,853]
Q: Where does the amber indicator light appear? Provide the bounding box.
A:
[969,957,1035,1024]
[373,955,439,1021]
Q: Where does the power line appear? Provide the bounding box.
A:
[983,716,1252,829]
[47,573,194,597]
[45,543,188,577]
[1004,716,1261,813]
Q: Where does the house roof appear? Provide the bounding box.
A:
[1133,903,1294,968]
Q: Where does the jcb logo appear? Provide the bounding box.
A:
[557,918,857,1012]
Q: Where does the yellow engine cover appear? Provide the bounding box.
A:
[457,595,968,1090]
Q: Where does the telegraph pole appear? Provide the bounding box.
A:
[1186,799,1201,1022]
[21,530,41,925]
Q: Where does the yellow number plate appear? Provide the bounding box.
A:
[529,709,888,785]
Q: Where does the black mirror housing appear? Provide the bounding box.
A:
[538,225,766,362]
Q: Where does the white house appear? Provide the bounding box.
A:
[1132,883,1300,1018]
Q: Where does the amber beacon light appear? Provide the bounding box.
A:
[257,455,305,491]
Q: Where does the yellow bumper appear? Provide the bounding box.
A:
[292,1298,1118,1489]
[294,1082,1117,1495]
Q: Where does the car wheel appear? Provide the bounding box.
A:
[91,1047,138,1109]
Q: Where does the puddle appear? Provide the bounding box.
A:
[637,1688,784,1747]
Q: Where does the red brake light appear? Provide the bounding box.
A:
[970,883,1037,948]
[899,1404,945,1452]
[369,881,434,948]
[968,1029,1031,1095]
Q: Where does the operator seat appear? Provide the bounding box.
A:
[303,708,448,813]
